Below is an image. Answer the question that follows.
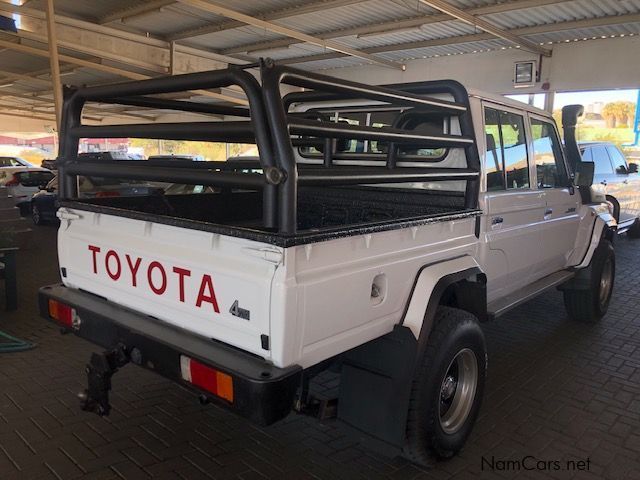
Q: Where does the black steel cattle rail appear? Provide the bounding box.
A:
[57,59,480,235]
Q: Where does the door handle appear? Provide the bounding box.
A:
[600,180,607,186]
[623,179,629,184]
[491,216,503,225]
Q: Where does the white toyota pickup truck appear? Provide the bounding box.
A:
[40,60,616,465]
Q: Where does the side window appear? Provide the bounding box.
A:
[591,146,614,175]
[580,148,592,162]
[606,146,628,174]
[484,107,504,191]
[499,111,529,189]
[530,118,569,188]
[483,107,529,191]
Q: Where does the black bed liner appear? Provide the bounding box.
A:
[60,194,481,248]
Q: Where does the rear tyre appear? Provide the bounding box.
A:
[32,204,44,226]
[563,239,615,323]
[403,306,487,466]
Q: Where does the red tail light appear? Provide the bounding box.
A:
[180,355,234,403]
[5,174,19,187]
[95,191,121,198]
[48,299,77,328]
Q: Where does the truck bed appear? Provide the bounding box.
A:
[61,186,478,247]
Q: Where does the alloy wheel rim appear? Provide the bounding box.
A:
[438,348,478,434]
[599,258,613,308]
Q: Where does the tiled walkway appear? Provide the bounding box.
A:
[1,225,639,479]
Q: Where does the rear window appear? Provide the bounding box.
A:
[299,108,449,160]
[15,171,54,186]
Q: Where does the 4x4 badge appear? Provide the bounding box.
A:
[229,300,250,321]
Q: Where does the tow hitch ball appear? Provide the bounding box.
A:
[78,343,129,416]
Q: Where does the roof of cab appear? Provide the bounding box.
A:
[467,88,551,118]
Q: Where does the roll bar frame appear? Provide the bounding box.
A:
[57,59,480,235]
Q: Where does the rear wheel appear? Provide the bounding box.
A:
[563,239,614,323]
[403,306,487,466]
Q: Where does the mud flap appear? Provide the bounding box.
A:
[337,326,417,450]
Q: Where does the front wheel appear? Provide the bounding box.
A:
[563,239,615,323]
[403,306,487,466]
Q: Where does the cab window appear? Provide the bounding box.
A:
[530,118,569,188]
[483,107,529,191]
[500,111,529,189]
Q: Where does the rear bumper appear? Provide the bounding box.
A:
[38,283,302,425]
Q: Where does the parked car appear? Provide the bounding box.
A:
[40,65,616,466]
[0,156,38,179]
[1,164,54,215]
[78,151,143,161]
[31,174,164,225]
[580,142,640,235]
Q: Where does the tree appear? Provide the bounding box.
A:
[602,103,618,128]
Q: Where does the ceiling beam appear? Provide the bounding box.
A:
[222,0,570,55]
[177,0,405,70]
[0,2,246,66]
[99,0,177,25]
[16,29,168,74]
[277,12,640,66]
[0,90,156,121]
[167,0,361,41]
[416,0,551,56]
[0,37,248,105]
[0,68,53,88]
[0,111,57,122]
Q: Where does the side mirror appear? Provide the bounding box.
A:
[629,162,638,174]
[575,161,595,187]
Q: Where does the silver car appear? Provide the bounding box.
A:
[580,142,640,236]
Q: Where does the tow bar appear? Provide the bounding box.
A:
[78,343,129,416]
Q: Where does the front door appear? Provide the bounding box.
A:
[529,115,580,277]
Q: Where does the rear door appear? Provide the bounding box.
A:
[57,207,280,359]
[480,103,544,300]
[529,115,580,277]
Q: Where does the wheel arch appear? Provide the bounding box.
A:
[575,208,617,270]
[401,256,487,348]
[335,256,487,452]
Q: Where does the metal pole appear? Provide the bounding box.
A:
[45,0,63,140]
[544,91,555,114]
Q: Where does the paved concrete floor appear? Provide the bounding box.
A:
[1,225,639,480]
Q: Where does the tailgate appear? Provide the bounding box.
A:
[56,206,281,359]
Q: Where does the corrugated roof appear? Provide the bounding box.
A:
[0,0,639,121]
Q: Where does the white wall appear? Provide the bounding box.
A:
[0,114,54,132]
[326,36,640,95]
